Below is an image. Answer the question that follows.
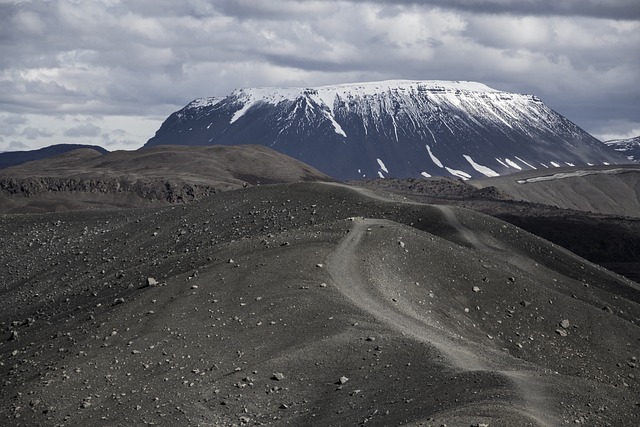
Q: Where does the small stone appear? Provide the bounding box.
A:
[338,376,349,384]
[472,286,480,293]
[555,329,568,337]
[8,330,18,341]
[319,283,327,288]
[365,336,375,342]
[520,300,531,307]
[560,319,570,329]
[272,372,285,381]
[316,263,324,268]
[279,403,289,409]
[228,259,235,264]
[113,297,125,305]
[602,306,613,314]
[147,277,158,286]
[398,241,405,248]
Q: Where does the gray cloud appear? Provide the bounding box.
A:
[0,114,28,136]
[0,0,638,151]
[6,141,29,151]
[21,127,53,140]
[345,0,640,20]
[64,123,102,138]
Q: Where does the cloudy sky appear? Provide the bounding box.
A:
[1,0,638,152]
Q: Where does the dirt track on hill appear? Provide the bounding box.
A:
[328,217,558,426]
[1,182,638,426]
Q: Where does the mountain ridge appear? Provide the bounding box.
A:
[145,79,626,180]
[0,145,331,213]
[605,135,640,162]
[0,143,109,169]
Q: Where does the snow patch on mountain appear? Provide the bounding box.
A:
[463,155,499,177]
[377,158,389,174]
[517,168,630,184]
[326,111,347,137]
[187,97,223,109]
[496,158,509,168]
[229,80,499,128]
[505,158,523,170]
[426,145,444,168]
[445,167,472,180]
[515,156,536,169]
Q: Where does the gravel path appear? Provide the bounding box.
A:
[328,216,559,426]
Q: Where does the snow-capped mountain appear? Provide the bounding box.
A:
[145,80,625,180]
[605,136,640,163]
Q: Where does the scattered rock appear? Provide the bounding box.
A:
[520,300,531,307]
[602,306,614,314]
[272,372,285,381]
[560,319,570,329]
[113,297,125,305]
[472,286,480,292]
[146,277,158,287]
[555,329,568,337]
[338,376,349,384]
[316,263,324,268]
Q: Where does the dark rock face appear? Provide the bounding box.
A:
[145,80,625,180]
[0,176,217,202]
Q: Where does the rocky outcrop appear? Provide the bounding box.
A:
[0,177,218,203]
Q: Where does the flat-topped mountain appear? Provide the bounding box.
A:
[145,80,626,179]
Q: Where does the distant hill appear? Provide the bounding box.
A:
[0,143,109,169]
[0,144,332,213]
[471,164,640,218]
[605,136,640,162]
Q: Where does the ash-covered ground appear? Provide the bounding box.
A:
[1,182,638,426]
